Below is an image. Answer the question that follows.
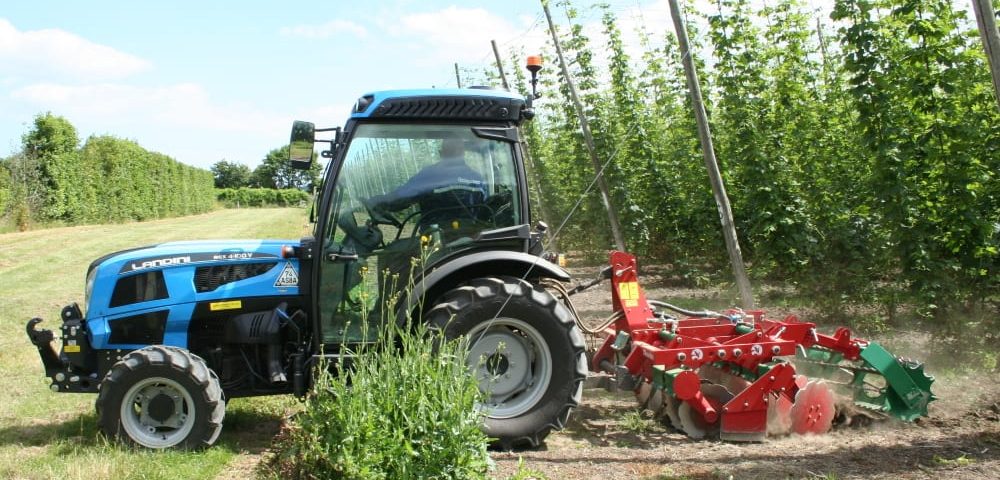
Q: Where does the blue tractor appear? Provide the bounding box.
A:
[26,84,588,449]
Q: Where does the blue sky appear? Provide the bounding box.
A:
[1,0,685,170]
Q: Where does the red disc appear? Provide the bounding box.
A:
[789,380,835,434]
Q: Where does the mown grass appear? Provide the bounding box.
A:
[0,208,308,480]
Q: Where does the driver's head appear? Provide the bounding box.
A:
[439,138,465,163]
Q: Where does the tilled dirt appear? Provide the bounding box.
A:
[490,378,999,479]
[489,265,1000,479]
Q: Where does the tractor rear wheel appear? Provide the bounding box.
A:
[427,276,587,450]
[96,345,225,449]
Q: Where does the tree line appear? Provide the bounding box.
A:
[210,146,321,191]
[210,147,320,208]
[0,114,320,231]
[0,113,216,230]
[499,0,999,318]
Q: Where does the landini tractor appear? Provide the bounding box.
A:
[26,61,934,450]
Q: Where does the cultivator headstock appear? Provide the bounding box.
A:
[591,251,935,441]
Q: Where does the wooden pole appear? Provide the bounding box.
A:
[454,63,462,88]
[541,0,627,252]
[490,40,559,250]
[491,40,510,90]
[816,17,829,72]
[972,0,1000,112]
[667,0,755,309]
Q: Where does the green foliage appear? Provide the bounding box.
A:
[618,409,655,433]
[252,146,322,190]
[210,160,252,188]
[833,0,1000,318]
[506,457,549,480]
[0,163,10,216]
[263,314,490,479]
[4,113,216,227]
[216,187,309,208]
[76,135,215,222]
[528,0,998,313]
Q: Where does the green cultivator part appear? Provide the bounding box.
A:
[796,343,936,422]
[592,251,936,441]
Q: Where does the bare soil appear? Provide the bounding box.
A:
[489,264,1000,479]
[234,263,999,479]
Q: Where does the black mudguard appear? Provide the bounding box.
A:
[403,250,571,319]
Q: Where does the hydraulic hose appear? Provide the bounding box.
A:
[648,299,721,318]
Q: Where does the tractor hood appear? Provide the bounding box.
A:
[84,239,303,322]
[90,239,297,276]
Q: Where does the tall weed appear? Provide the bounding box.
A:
[264,250,490,479]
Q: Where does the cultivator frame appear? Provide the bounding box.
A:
[591,251,935,441]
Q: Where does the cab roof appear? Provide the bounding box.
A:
[349,88,527,124]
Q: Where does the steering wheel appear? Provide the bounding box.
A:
[337,210,384,251]
[363,196,402,229]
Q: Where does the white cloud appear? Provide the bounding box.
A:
[279,19,368,39]
[8,81,290,167]
[0,18,150,81]
[11,82,283,134]
[393,7,518,63]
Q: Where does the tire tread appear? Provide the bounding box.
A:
[426,276,586,450]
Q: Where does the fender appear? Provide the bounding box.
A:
[403,250,571,318]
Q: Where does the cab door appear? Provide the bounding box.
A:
[314,123,525,345]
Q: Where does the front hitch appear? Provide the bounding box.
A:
[26,318,63,376]
[26,306,100,393]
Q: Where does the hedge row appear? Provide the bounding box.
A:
[52,135,217,222]
[2,115,216,226]
[216,187,310,208]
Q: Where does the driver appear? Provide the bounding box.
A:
[366,138,487,230]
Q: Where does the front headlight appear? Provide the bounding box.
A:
[84,267,97,314]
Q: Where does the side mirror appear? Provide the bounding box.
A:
[289,120,315,169]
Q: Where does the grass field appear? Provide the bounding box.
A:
[0,208,309,480]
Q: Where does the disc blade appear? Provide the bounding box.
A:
[661,392,683,431]
[678,401,708,439]
[635,382,652,410]
[648,388,665,414]
[677,384,732,439]
[790,380,835,434]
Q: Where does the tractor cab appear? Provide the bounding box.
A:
[289,89,543,345]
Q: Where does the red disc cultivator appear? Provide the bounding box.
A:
[590,252,935,441]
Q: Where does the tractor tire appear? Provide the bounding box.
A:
[427,276,587,450]
[96,345,225,449]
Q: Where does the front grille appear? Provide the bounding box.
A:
[195,262,277,292]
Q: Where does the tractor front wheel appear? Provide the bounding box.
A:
[427,276,587,450]
[96,345,225,449]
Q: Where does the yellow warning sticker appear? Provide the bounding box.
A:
[63,345,81,353]
[618,281,640,307]
[210,300,242,311]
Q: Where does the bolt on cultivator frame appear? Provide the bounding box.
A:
[589,252,935,441]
